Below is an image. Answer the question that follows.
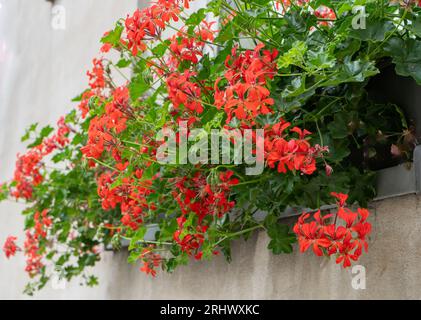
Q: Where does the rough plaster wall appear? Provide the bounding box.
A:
[90,194,421,300]
[1,0,421,300]
[0,0,138,299]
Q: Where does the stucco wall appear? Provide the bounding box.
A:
[1,0,421,300]
[0,0,138,300]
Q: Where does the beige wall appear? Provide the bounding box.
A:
[73,194,421,300]
[1,0,421,300]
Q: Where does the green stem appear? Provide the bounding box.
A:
[233,175,269,186]
[369,9,408,58]
[87,157,118,172]
[214,224,264,247]
[121,235,173,246]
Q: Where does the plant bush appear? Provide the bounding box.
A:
[1,0,420,294]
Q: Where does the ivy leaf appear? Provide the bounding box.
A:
[116,58,131,68]
[185,8,206,27]
[101,23,123,46]
[21,123,38,142]
[406,14,421,38]
[277,41,307,69]
[320,59,378,86]
[129,75,149,101]
[215,23,235,43]
[129,226,147,250]
[350,20,394,42]
[140,163,160,181]
[152,40,170,58]
[264,215,296,254]
[198,54,211,80]
[384,37,421,84]
[267,223,296,255]
[328,113,349,139]
[0,184,8,201]
[214,41,233,65]
[284,12,307,33]
[27,125,54,148]
[86,276,99,287]
[71,91,87,102]
[307,48,336,70]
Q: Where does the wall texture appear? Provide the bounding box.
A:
[0,0,138,300]
[1,0,421,300]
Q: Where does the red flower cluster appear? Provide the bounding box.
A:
[11,118,71,200]
[87,58,106,90]
[24,231,44,276]
[11,147,45,200]
[274,0,308,12]
[195,20,217,43]
[7,211,52,276]
[314,6,336,26]
[81,86,130,161]
[274,1,335,28]
[169,34,203,68]
[34,209,52,239]
[293,193,372,268]
[167,20,217,70]
[265,120,327,175]
[78,58,108,119]
[2,210,51,276]
[174,170,238,222]
[139,246,162,277]
[44,117,70,151]
[214,44,278,125]
[97,168,155,231]
[3,236,20,259]
[172,171,238,257]
[166,71,204,114]
[124,0,192,56]
[78,90,95,119]
[174,218,207,259]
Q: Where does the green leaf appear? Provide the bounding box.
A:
[28,125,54,148]
[328,113,349,139]
[277,41,307,69]
[116,58,131,68]
[0,183,8,201]
[152,41,170,58]
[129,75,150,101]
[129,226,147,250]
[198,54,211,80]
[185,8,206,27]
[284,11,307,33]
[267,223,296,255]
[320,59,378,86]
[307,48,336,70]
[406,14,421,38]
[101,23,123,45]
[384,37,421,84]
[350,20,394,42]
[140,163,160,181]
[21,123,38,142]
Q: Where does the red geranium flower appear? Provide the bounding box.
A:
[3,236,20,259]
[293,193,372,268]
[215,44,278,125]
